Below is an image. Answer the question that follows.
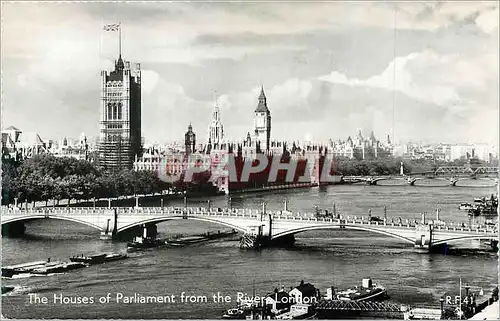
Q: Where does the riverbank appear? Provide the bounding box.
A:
[226,182,321,195]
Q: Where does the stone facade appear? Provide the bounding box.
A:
[98,55,142,171]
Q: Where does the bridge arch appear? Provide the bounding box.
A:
[271,225,415,244]
[117,216,250,235]
[1,215,103,232]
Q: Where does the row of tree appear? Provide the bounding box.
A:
[1,155,171,206]
[333,158,406,176]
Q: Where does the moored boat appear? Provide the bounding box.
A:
[166,230,238,246]
[276,304,316,320]
[2,260,51,278]
[459,203,473,211]
[222,307,247,319]
[70,253,127,264]
[127,236,166,250]
[166,236,208,246]
[70,253,107,264]
[332,278,388,302]
[31,262,87,275]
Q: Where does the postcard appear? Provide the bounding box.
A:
[1,1,499,320]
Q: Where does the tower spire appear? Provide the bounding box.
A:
[119,21,122,58]
[214,90,219,108]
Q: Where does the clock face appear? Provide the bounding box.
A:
[257,117,264,127]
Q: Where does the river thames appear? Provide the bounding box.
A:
[1,181,498,319]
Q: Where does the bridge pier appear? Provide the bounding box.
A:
[100,209,118,240]
[239,234,296,249]
[239,212,295,249]
[1,222,26,237]
[142,223,158,239]
[414,224,433,250]
[239,234,269,249]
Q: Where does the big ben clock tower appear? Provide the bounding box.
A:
[253,86,271,151]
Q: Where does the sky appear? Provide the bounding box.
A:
[1,1,499,145]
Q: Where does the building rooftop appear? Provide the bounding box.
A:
[4,125,21,131]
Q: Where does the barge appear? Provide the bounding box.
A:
[70,253,127,264]
[166,230,238,246]
[31,261,87,275]
[2,260,51,278]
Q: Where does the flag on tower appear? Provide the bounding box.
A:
[103,23,120,32]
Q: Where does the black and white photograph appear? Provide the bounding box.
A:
[1,1,499,319]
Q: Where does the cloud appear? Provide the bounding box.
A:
[319,50,497,107]
[1,2,497,146]
[141,70,160,94]
[396,2,499,33]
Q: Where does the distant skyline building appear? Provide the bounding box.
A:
[98,24,142,171]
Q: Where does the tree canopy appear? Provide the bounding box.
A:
[2,154,170,205]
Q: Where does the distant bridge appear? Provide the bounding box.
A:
[341,165,498,186]
[1,206,497,251]
[418,166,498,178]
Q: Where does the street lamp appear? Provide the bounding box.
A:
[261,202,267,222]
[439,297,445,318]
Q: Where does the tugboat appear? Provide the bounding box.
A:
[332,278,388,301]
[70,253,127,264]
[467,195,498,216]
[127,225,166,250]
[127,236,165,250]
[458,203,474,211]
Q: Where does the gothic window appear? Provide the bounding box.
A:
[107,103,113,120]
[113,103,118,120]
[117,102,122,120]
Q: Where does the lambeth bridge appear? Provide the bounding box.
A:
[1,205,497,251]
[341,165,499,186]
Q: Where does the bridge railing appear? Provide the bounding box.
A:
[1,207,113,215]
[269,214,496,233]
